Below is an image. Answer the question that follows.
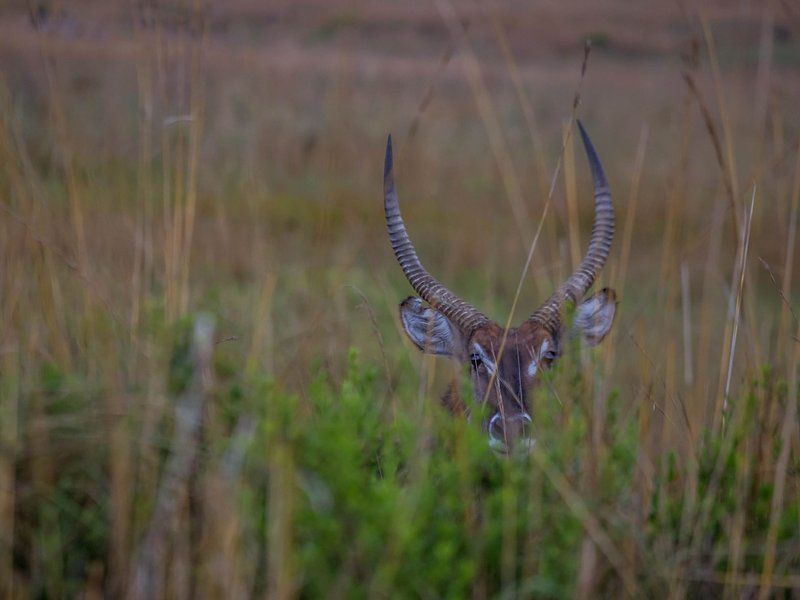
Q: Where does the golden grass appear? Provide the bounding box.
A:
[0,0,799,596]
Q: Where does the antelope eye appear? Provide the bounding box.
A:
[542,349,558,361]
[469,354,483,370]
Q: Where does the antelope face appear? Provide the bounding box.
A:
[399,290,616,451]
[385,121,618,452]
[465,325,549,450]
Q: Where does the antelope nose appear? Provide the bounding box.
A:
[488,412,534,452]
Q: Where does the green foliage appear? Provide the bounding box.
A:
[251,348,797,597]
[233,349,642,595]
[9,342,800,597]
[647,370,800,592]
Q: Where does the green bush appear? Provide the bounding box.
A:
[6,330,799,597]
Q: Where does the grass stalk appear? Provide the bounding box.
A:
[681,263,693,386]
[723,186,757,421]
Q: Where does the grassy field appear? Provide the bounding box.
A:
[1,0,799,597]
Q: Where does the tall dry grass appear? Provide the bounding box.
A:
[0,0,799,597]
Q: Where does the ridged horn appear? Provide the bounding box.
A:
[530,121,614,334]
[384,135,490,335]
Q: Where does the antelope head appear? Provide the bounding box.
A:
[384,121,617,452]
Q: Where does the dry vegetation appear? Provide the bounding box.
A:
[1,0,799,597]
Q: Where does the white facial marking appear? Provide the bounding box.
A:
[539,339,550,359]
[487,412,535,453]
[489,436,507,452]
[472,343,496,375]
[527,359,538,379]
[527,340,550,379]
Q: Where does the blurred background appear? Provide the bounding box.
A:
[1,0,799,597]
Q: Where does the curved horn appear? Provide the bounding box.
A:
[530,121,614,334]
[384,135,490,334]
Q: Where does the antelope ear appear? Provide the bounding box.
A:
[399,297,466,358]
[574,288,617,346]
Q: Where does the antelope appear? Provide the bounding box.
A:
[383,121,617,452]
